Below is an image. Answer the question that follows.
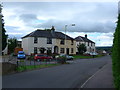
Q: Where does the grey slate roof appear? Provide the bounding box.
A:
[75,36,95,43]
[22,29,74,40]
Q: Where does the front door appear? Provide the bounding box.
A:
[66,48,69,55]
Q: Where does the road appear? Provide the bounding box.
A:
[2,55,112,88]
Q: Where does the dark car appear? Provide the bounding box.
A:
[34,54,53,61]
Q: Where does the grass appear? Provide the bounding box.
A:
[73,54,104,59]
[16,63,60,72]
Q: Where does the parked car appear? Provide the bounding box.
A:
[34,54,53,61]
[17,51,26,59]
[55,54,74,60]
[90,52,98,56]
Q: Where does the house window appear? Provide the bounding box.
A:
[47,47,52,54]
[60,48,64,53]
[71,48,74,53]
[34,37,38,43]
[88,42,89,46]
[60,39,65,45]
[47,38,52,44]
[34,47,37,54]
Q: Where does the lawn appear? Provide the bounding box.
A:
[16,63,60,72]
[73,55,104,59]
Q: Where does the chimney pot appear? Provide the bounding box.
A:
[51,26,55,31]
[85,34,87,38]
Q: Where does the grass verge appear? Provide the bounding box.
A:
[73,55,104,59]
[16,64,60,72]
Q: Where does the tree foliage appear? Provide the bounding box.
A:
[0,4,8,51]
[112,14,120,89]
[8,37,17,54]
[77,43,86,54]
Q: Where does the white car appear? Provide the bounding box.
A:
[90,52,98,56]
[55,54,74,60]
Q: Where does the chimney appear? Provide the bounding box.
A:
[51,26,55,31]
[51,26,55,36]
[85,34,87,38]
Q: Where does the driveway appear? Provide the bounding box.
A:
[2,55,112,88]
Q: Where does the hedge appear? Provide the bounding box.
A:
[112,14,120,90]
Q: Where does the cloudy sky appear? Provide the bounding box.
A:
[1,1,118,46]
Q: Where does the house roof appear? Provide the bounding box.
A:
[22,29,74,40]
[75,36,95,43]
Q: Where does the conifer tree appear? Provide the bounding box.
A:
[0,4,8,51]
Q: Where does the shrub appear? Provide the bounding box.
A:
[57,56,67,64]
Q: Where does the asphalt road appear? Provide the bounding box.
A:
[2,55,112,88]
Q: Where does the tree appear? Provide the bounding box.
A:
[0,4,8,51]
[77,43,86,54]
[8,37,17,54]
[112,14,120,89]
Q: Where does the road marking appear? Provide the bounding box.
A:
[80,63,108,88]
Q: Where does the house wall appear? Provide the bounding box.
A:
[22,37,29,55]
[55,39,76,55]
[22,37,76,55]
[76,41,96,53]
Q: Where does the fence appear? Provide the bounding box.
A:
[2,55,59,73]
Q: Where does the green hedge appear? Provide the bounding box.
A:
[112,14,120,90]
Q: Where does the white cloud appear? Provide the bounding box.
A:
[2,2,117,46]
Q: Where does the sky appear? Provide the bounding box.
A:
[1,1,119,46]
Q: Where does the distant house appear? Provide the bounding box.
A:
[17,41,22,48]
[22,26,76,55]
[75,35,96,54]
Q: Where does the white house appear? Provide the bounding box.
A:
[75,34,96,54]
[22,26,76,55]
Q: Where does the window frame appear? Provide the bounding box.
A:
[71,48,74,53]
[60,48,64,53]
[34,37,38,43]
[34,47,37,54]
[60,39,65,45]
[47,38,52,44]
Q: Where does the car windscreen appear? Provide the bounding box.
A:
[18,52,24,54]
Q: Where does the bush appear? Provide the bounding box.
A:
[56,56,67,64]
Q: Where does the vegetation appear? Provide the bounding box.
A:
[112,14,120,89]
[8,37,17,54]
[16,64,60,72]
[73,55,103,59]
[0,4,8,51]
[56,56,67,64]
[77,44,86,54]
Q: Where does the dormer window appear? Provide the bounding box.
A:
[34,37,38,43]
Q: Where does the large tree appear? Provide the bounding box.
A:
[77,43,86,54]
[0,4,8,51]
[8,37,17,54]
[112,14,120,89]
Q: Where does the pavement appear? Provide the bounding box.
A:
[81,55,114,88]
[2,55,114,88]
